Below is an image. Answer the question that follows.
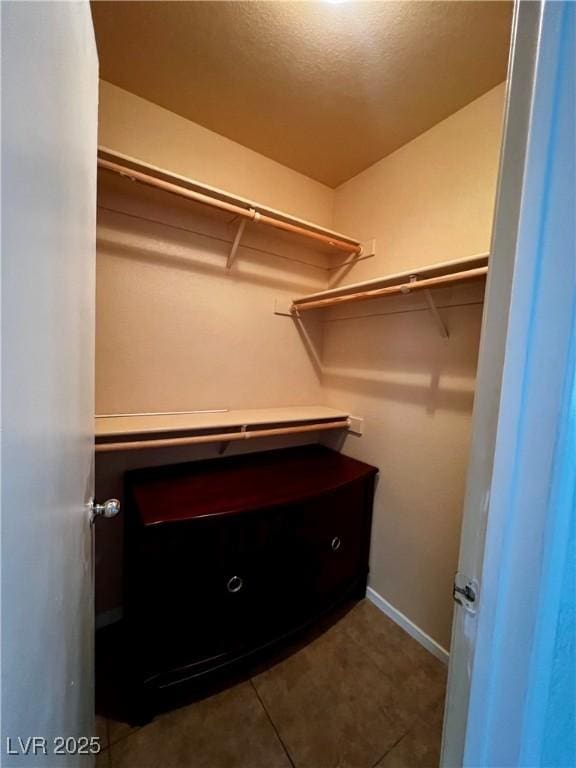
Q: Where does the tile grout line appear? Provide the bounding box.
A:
[249,678,297,768]
[369,729,409,768]
[340,614,446,686]
[105,719,111,767]
[99,745,112,768]
[106,724,139,750]
[339,610,432,768]
[337,622,395,680]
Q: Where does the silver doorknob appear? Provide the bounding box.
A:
[89,497,120,523]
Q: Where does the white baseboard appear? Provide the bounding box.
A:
[95,607,123,630]
[366,586,449,665]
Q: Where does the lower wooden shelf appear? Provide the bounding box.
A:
[95,406,350,452]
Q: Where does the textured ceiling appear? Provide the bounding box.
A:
[91,1,513,187]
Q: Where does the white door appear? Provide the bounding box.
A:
[442,0,575,765]
[1,2,98,765]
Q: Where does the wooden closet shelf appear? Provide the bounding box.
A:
[98,148,369,263]
[291,253,489,313]
[95,406,351,453]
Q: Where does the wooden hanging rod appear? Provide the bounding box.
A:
[292,266,488,312]
[95,418,351,453]
[296,253,489,303]
[98,157,362,256]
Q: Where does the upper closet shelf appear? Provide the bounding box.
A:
[291,253,489,311]
[289,253,489,338]
[95,406,351,452]
[98,148,374,267]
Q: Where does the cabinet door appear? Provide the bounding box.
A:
[134,511,276,677]
[276,480,370,624]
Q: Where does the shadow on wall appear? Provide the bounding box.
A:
[294,315,324,379]
[296,298,484,415]
[96,233,327,297]
[321,368,475,414]
[96,174,340,296]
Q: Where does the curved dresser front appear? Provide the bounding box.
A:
[124,444,378,715]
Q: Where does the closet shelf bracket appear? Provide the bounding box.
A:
[226,218,248,270]
[226,209,263,270]
[423,288,449,338]
[404,275,448,338]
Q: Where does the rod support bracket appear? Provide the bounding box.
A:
[398,276,448,337]
[423,288,449,338]
[226,218,248,270]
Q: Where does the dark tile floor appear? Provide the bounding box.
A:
[96,600,447,768]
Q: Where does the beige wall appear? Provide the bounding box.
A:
[99,81,334,228]
[322,83,506,649]
[96,82,334,416]
[96,83,332,613]
[333,84,505,283]
[95,81,506,647]
[96,182,327,415]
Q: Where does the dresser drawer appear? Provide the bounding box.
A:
[129,510,281,677]
[123,446,377,699]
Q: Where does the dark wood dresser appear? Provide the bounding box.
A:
[124,445,378,712]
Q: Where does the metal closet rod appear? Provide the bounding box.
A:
[95,418,351,453]
[292,266,489,312]
[98,158,362,257]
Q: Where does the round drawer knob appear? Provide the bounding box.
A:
[227,575,244,593]
[331,536,342,552]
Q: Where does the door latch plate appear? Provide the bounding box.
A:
[453,574,478,614]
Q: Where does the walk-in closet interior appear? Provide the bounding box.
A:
[91,3,513,766]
